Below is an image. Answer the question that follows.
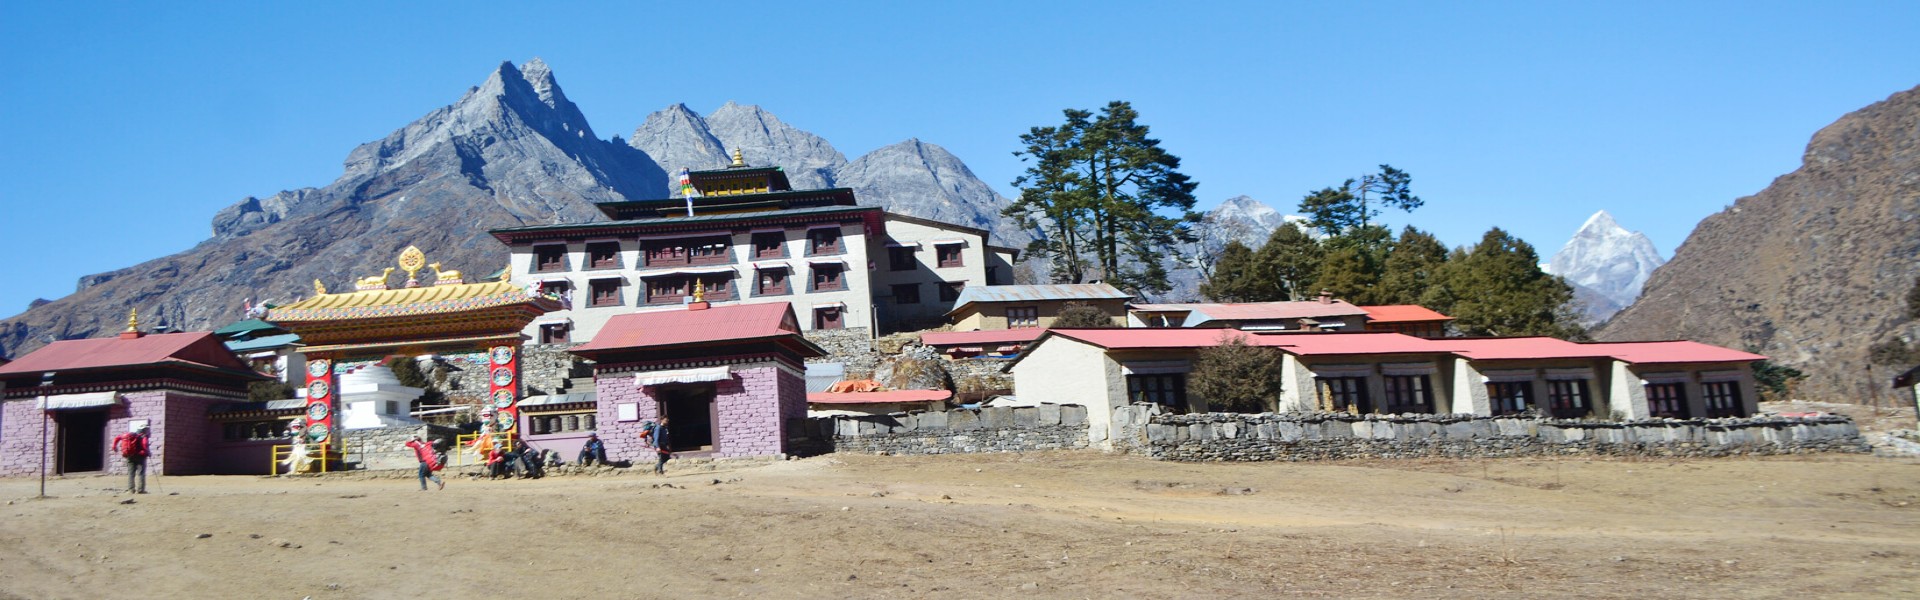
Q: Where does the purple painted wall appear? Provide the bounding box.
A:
[0,390,226,477]
[594,361,807,461]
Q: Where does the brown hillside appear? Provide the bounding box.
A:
[1599,84,1920,401]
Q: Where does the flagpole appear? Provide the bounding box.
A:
[38,371,55,498]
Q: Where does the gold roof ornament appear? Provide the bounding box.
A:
[125,307,139,332]
[397,246,428,287]
[730,148,745,167]
[314,279,328,295]
[692,279,706,303]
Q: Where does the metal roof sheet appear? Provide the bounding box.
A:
[1435,337,1610,360]
[1580,341,1767,365]
[224,333,304,353]
[0,332,256,377]
[919,328,1047,347]
[948,284,1131,315]
[807,389,953,404]
[1129,301,1370,323]
[570,303,810,353]
[1359,305,1454,323]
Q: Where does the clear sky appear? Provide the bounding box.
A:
[2,1,1916,316]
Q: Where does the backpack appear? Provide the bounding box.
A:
[116,433,147,458]
[431,451,448,472]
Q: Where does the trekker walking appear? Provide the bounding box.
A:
[649,417,672,475]
[111,424,151,494]
[405,435,444,491]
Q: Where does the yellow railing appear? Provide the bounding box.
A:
[270,442,350,476]
[454,431,514,468]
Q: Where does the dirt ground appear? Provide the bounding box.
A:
[2,451,1918,600]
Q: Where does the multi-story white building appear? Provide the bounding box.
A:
[489,153,1019,342]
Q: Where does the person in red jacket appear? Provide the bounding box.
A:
[405,435,444,491]
[111,424,151,494]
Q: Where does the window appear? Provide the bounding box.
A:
[1547,379,1591,419]
[1382,375,1434,414]
[807,228,843,255]
[1703,381,1744,418]
[752,231,786,259]
[696,275,734,301]
[539,323,571,345]
[1317,377,1371,414]
[534,245,567,273]
[938,282,964,303]
[936,243,963,268]
[589,278,622,307]
[756,268,790,296]
[892,283,920,304]
[1487,381,1534,416]
[645,277,687,304]
[1006,306,1039,329]
[1646,382,1689,418]
[986,266,1001,286]
[814,307,844,330]
[586,242,621,269]
[643,236,730,267]
[1127,374,1188,412]
[537,280,572,308]
[888,246,916,271]
[811,264,845,292]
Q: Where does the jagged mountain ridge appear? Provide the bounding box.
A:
[1546,210,1665,324]
[1599,84,1920,400]
[0,59,1032,357]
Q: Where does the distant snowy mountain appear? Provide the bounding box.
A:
[1158,195,1314,301]
[1546,210,1666,324]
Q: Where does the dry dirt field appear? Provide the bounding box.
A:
[2,451,1918,599]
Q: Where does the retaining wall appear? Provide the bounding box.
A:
[1118,408,1870,461]
[802,404,1090,455]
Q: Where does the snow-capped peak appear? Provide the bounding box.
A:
[1547,210,1666,322]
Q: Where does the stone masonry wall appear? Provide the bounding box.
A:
[804,404,1090,455]
[519,343,586,396]
[806,327,876,377]
[947,358,1015,394]
[1127,410,1870,462]
[340,424,463,471]
[594,362,797,461]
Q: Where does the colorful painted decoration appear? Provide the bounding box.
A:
[490,345,515,365]
[307,380,331,399]
[306,359,332,378]
[305,403,330,422]
[307,423,331,443]
[491,389,515,409]
[495,411,516,430]
[491,367,515,387]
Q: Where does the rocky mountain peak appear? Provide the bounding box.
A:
[704,102,847,190]
[1546,210,1665,324]
[629,103,728,184]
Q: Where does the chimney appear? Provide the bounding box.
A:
[1317,290,1333,304]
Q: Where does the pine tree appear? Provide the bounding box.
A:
[1297,165,1422,236]
[1199,241,1271,302]
[1005,101,1200,295]
[1253,223,1322,301]
[1312,246,1380,304]
[1426,227,1583,338]
[1377,226,1449,305]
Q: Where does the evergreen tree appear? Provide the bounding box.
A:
[1296,165,1422,236]
[1252,223,1323,301]
[1199,241,1270,302]
[1005,101,1200,295]
[1425,227,1583,339]
[1377,226,1450,305]
[1312,246,1380,304]
[1188,333,1287,413]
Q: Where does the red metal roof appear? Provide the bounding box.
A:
[1049,328,1259,350]
[1257,331,1443,356]
[1360,305,1453,323]
[807,389,953,404]
[1581,341,1767,365]
[1130,300,1369,321]
[0,332,255,376]
[1436,337,1613,361]
[571,302,803,353]
[920,328,1047,347]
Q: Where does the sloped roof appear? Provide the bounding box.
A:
[1047,328,1257,350]
[571,302,820,356]
[213,319,281,336]
[807,389,953,404]
[1256,331,1445,356]
[268,281,546,322]
[1360,305,1453,323]
[1129,301,1369,325]
[1581,341,1767,365]
[920,328,1048,347]
[0,332,258,377]
[224,333,304,353]
[1438,337,1612,361]
[948,283,1131,315]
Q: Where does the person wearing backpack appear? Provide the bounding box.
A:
[111,424,151,494]
[644,417,672,475]
[405,434,444,491]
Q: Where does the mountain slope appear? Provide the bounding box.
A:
[0,59,664,356]
[1546,210,1665,323]
[831,138,1032,249]
[1598,84,1920,400]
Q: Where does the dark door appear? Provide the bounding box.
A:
[56,411,109,474]
[661,385,717,453]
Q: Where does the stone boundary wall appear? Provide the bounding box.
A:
[1122,410,1869,461]
[341,424,462,471]
[801,404,1090,455]
[805,327,877,377]
[947,357,1014,394]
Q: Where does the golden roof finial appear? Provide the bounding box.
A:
[398,246,428,287]
[314,279,328,295]
[125,307,139,332]
[692,279,706,303]
[730,148,745,167]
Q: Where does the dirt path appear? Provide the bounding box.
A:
[3,452,1917,599]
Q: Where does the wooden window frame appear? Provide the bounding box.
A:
[807,228,844,256]
[643,236,731,268]
[936,243,964,268]
[755,268,791,296]
[813,306,845,330]
[644,277,688,305]
[1317,376,1371,414]
[534,244,568,273]
[1382,374,1434,414]
[1006,306,1039,329]
[810,264,846,292]
[892,283,920,305]
[538,323,571,345]
[888,246,916,271]
[751,231,787,260]
[1645,382,1689,419]
[1702,381,1743,418]
[588,278,623,307]
[585,241,622,270]
[1487,381,1534,416]
[1547,379,1592,419]
[1126,373,1188,413]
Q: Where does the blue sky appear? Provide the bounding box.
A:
[1,1,1916,316]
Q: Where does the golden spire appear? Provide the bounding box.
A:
[730,148,745,167]
[125,308,139,332]
[692,279,706,302]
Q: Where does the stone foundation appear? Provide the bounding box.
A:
[803,404,1090,455]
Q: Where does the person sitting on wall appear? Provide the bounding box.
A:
[577,433,608,467]
[516,436,544,479]
[486,441,509,480]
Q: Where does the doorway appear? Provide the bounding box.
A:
[659,385,717,453]
[55,411,109,474]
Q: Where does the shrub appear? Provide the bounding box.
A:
[1188,333,1286,413]
[1052,301,1115,328]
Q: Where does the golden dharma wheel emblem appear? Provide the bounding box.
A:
[397,246,428,285]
